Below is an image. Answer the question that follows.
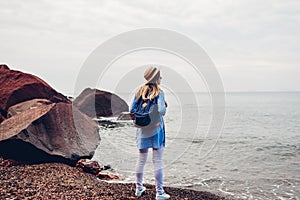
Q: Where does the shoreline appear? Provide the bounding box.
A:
[0,160,226,199]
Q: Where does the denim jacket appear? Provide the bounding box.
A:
[130,92,166,149]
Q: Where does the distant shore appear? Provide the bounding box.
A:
[0,159,226,199]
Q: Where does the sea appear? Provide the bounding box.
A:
[92,92,300,200]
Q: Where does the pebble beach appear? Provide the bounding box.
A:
[0,157,226,200]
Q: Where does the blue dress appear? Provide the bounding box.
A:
[130,92,166,150]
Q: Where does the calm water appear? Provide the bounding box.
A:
[93,92,300,199]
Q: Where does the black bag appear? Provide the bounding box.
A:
[131,95,160,127]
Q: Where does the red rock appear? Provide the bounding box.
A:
[17,102,100,160]
[0,66,101,164]
[73,88,128,118]
[0,99,100,164]
[76,159,102,175]
[0,64,9,70]
[0,65,70,121]
[96,171,124,181]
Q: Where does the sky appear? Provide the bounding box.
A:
[0,0,300,96]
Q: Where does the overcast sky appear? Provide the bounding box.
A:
[1,0,300,95]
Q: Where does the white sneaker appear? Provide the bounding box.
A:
[135,186,146,197]
[156,192,170,200]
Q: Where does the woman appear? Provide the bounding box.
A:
[130,66,170,200]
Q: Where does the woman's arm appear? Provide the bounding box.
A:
[157,93,166,116]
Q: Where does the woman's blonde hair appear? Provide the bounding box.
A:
[136,83,162,101]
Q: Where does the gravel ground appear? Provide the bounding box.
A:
[0,159,226,200]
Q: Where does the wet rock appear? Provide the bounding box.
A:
[96,120,124,129]
[73,88,128,118]
[117,112,134,121]
[103,164,111,170]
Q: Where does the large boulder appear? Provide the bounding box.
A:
[0,66,100,165]
[0,64,70,122]
[73,88,128,118]
[0,99,100,164]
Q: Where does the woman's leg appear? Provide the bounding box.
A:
[136,148,148,190]
[152,146,164,194]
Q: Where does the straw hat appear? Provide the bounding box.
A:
[144,66,160,84]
